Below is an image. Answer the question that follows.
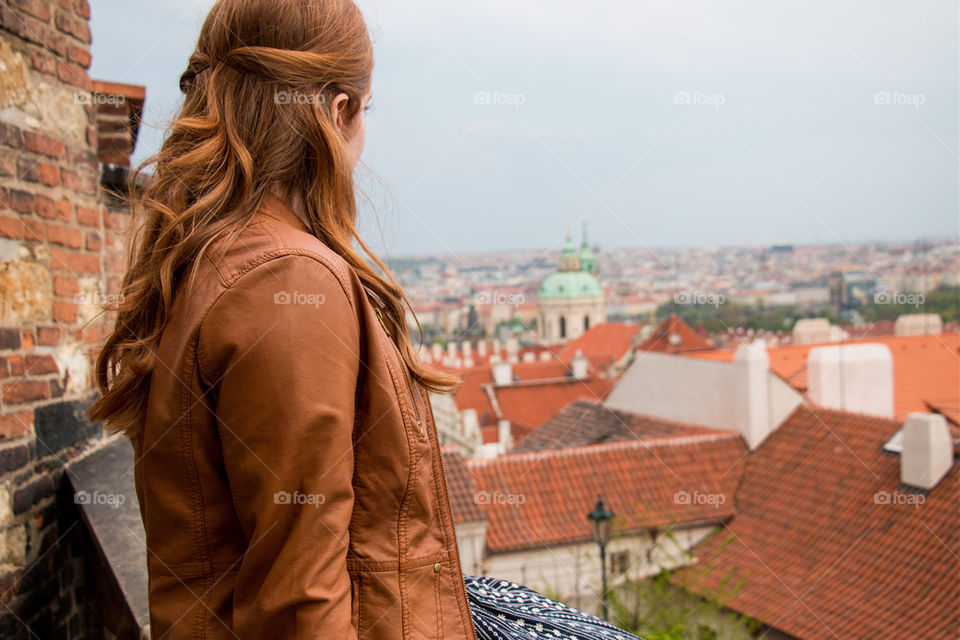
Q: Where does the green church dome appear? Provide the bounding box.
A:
[538,270,604,299]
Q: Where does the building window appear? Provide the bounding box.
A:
[559,316,566,338]
[610,550,629,575]
[584,315,590,331]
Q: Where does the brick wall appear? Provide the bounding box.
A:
[0,1,135,637]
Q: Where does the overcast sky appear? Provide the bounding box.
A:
[90,0,958,256]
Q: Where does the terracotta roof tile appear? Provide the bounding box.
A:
[468,434,747,553]
[558,323,643,368]
[440,446,486,524]
[493,377,615,432]
[638,314,713,354]
[674,404,960,640]
[510,399,731,453]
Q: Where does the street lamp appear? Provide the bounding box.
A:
[587,495,615,621]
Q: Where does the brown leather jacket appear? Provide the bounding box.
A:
[133,194,477,639]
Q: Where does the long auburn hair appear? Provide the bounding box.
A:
[88,0,459,439]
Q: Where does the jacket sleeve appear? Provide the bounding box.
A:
[198,254,360,638]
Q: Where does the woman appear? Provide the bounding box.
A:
[89,0,640,638]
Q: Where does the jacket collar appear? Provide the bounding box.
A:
[258,192,310,233]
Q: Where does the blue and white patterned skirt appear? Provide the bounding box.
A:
[465,575,642,639]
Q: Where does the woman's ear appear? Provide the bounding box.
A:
[330,92,350,132]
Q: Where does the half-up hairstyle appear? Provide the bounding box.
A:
[89,0,459,439]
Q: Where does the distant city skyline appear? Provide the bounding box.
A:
[90,0,959,254]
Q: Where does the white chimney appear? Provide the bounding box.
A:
[894,314,942,336]
[461,409,479,440]
[462,341,473,359]
[505,338,519,363]
[477,340,488,358]
[792,318,833,345]
[807,344,894,418]
[571,350,589,380]
[492,338,501,357]
[733,341,771,449]
[431,343,443,362]
[497,419,513,450]
[522,352,535,363]
[447,342,458,359]
[539,351,552,362]
[901,413,953,490]
[492,360,513,386]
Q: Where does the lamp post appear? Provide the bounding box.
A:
[587,495,615,621]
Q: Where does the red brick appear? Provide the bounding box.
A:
[0,123,23,149]
[55,199,71,221]
[23,132,66,159]
[56,60,88,89]
[3,189,35,214]
[66,45,90,68]
[25,355,58,375]
[49,248,99,273]
[0,216,22,240]
[0,329,21,350]
[53,275,78,297]
[103,211,128,230]
[39,163,60,187]
[76,205,98,226]
[46,223,82,249]
[0,411,33,440]
[31,50,57,76]
[36,327,59,346]
[34,195,56,219]
[22,219,44,242]
[61,169,95,194]
[52,300,77,323]
[20,330,33,351]
[7,355,25,376]
[73,0,90,19]
[2,380,49,404]
[54,9,89,42]
[0,156,15,177]
[84,231,100,251]
[0,357,8,378]
[8,0,51,21]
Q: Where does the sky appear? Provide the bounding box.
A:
[90,0,958,256]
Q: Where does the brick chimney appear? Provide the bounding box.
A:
[90,80,145,191]
[900,413,953,490]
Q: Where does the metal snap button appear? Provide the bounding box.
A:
[418,426,427,439]
[433,562,442,574]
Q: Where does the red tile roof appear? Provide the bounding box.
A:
[674,404,960,640]
[638,314,713,354]
[557,323,643,368]
[468,433,747,553]
[440,446,486,524]
[688,333,960,421]
[493,377,615,432]
[510,399,731,453]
